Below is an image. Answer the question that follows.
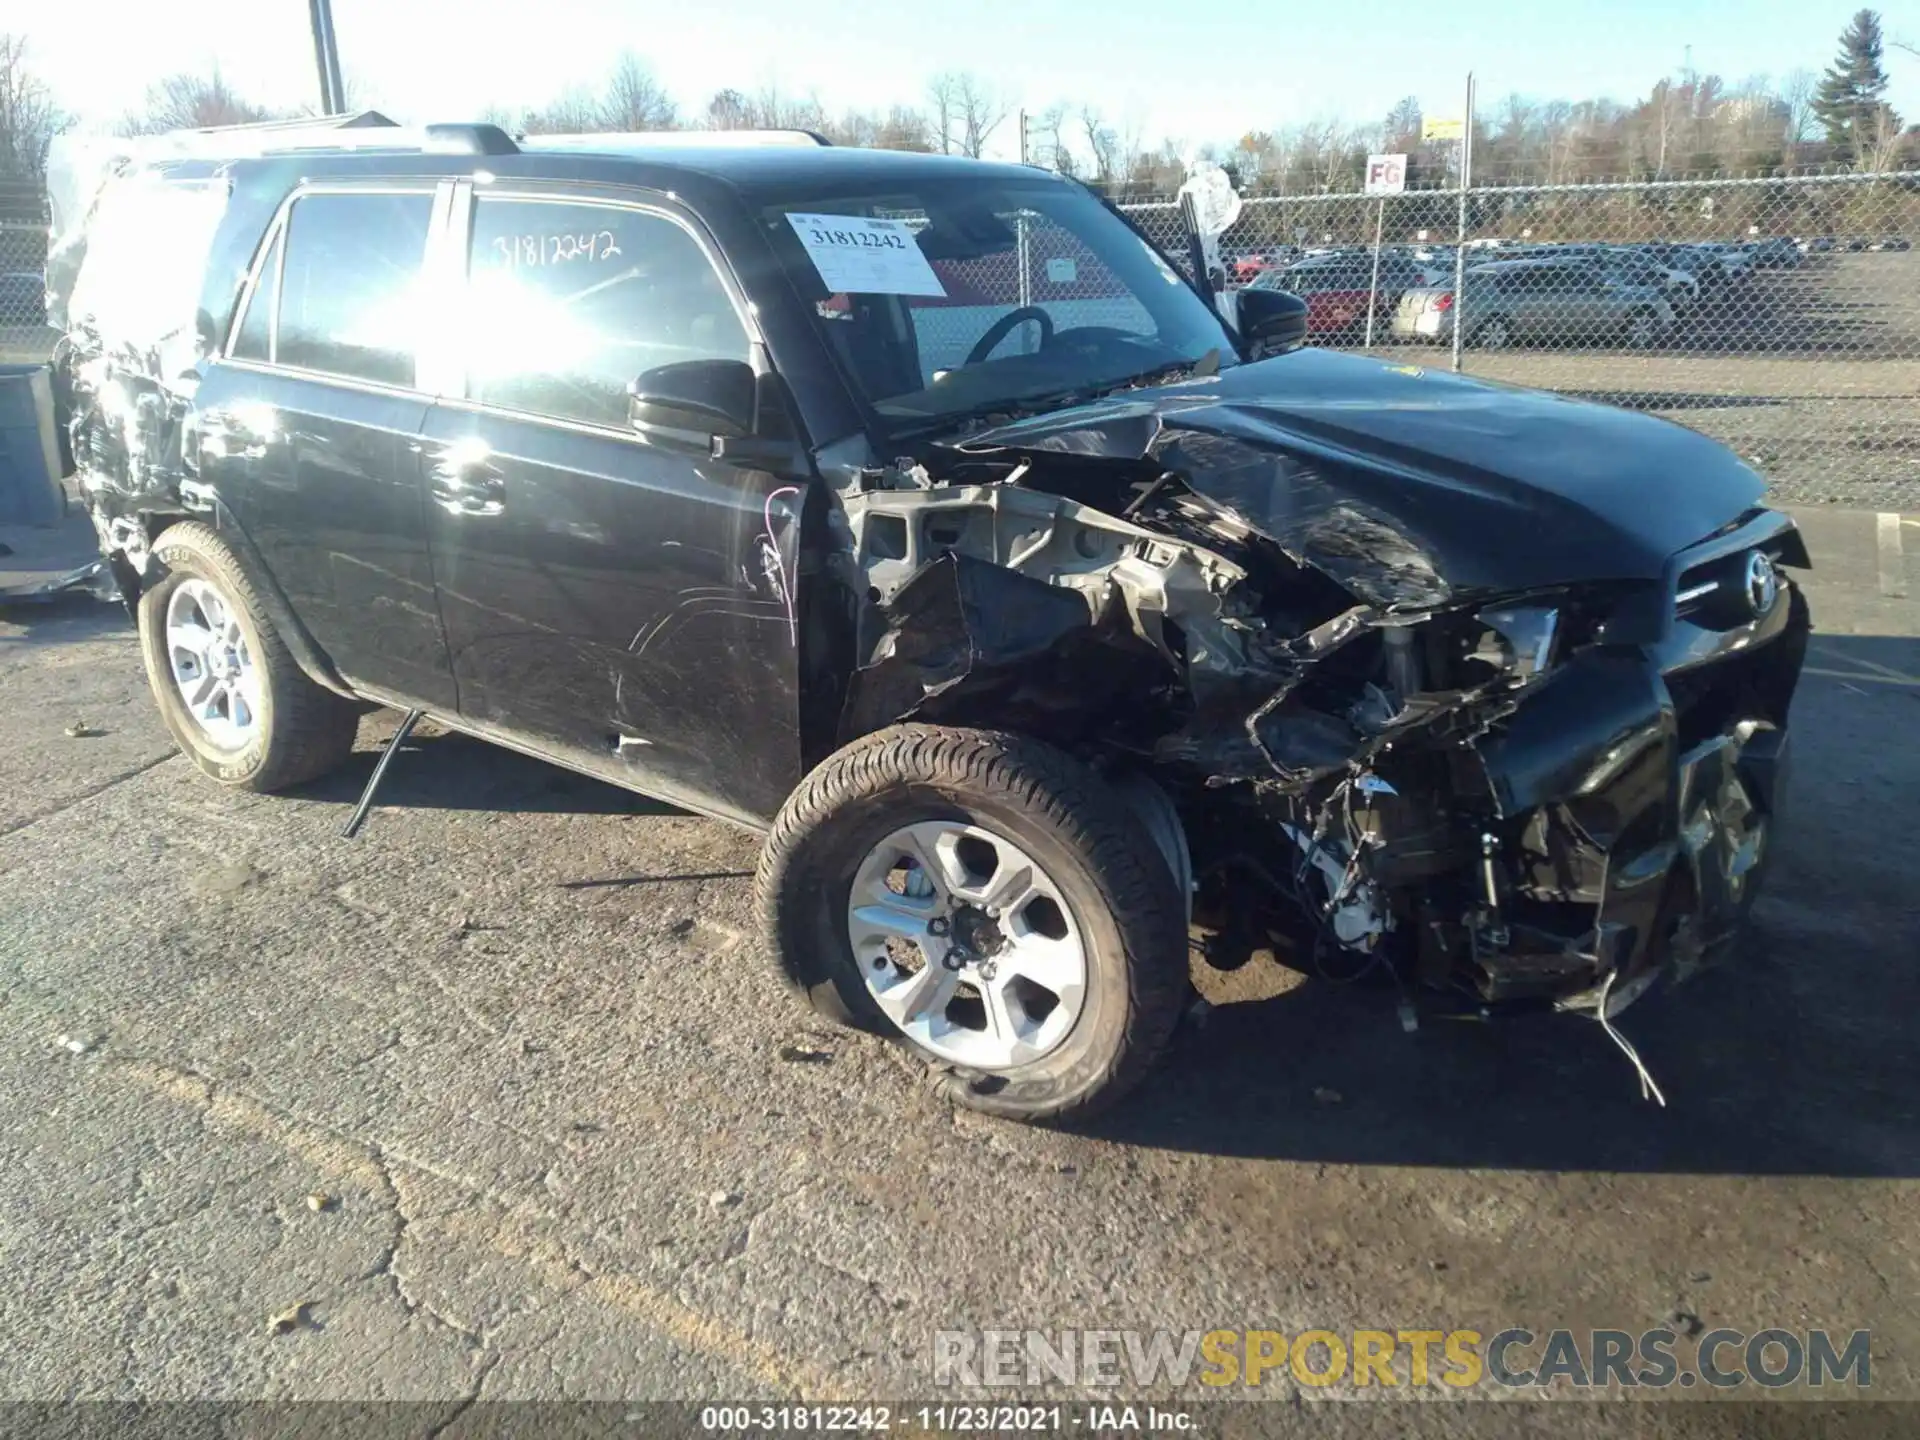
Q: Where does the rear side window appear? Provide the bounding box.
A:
[69,174,229,357]
[463,197,751,430]
[271,191,434,387]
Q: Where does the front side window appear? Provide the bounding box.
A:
[463,197,751,430]
[760,176,1234,440]
[274,191,434,387]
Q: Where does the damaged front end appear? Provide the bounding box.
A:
[818,378,1810,1051]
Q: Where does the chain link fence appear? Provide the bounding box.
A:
[0,184,54,365]
[1123,172,1920,510]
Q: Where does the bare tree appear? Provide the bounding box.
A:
[1114,107,1148,188]
[1774,67,1816,166]
[519,86,603,136]
[1034,103,1074,173]
[600,52,677,131]
[705,89,753,130]
[875,105,933,153]
[1079,104,1119,182]
[926,73,959,155]
[122,67,278,135]
[743,82,828,134]
[927,71,1005,158]
[0,35,64,182]
[1858,102,1907,173]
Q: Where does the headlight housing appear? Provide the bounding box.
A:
[1469,604,1560,680]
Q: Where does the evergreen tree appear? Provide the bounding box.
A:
[1811,9,1900,159]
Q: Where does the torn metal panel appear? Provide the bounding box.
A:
[844,552,1167,744]
[943,348,1772,603]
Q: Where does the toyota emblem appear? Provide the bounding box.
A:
[1743,550,1780,617]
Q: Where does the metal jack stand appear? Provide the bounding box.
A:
[339,709,423,840]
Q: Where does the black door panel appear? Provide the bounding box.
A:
[421,189,804,825]
[194,368,451,709]
[422,410,803,825]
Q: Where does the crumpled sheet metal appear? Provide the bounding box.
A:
[957,401,1452,612]
[839,551,1166,742]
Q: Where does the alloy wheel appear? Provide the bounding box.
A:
[846,821,1088,1070]
[163,578,261,751]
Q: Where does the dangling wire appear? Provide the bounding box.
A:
[1594,968,1668,1108]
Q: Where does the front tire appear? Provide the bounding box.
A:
[756,725,1188,1124]
[138,522,361,791]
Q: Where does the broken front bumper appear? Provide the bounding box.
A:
[1463,581,1808,1012]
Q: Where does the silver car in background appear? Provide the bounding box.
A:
[1391,258,1677,349]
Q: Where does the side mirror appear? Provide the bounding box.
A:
[1235,286,1309,360]
[629,359,757,442]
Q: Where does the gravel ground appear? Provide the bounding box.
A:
[0,508,1915,1432]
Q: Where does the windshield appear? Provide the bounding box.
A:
[759,175,1235,437]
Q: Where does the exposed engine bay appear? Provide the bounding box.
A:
[815,381,1810,1046]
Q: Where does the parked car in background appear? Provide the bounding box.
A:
[1745,237,1802,268]
[1699,243,1755,281]
[1600,248,1698,312]
[1391,258,1674,348]
[0,271,47,326]
[1258,253,1446,339]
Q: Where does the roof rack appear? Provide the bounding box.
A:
[519,129,831,152]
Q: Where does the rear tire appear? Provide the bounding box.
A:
[756,725,1189,1124]
[138,522,360,792]
[1472,316,1513,349]
[1623,309,1662,349]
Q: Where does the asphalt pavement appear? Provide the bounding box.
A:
[0,507,1915,1432]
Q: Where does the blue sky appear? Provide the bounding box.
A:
[12,0,1920,156]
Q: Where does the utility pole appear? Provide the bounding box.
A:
[309,0,346,115]
[1015,110,1032,325]
[1450,71,1475,374]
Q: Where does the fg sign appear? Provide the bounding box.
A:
[1364,154,1408,196]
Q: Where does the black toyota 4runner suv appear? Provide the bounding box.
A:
[50,119,1808,1122]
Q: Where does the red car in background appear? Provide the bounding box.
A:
[1250,254,1444,340]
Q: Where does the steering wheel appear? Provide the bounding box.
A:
[964,306,1055,365]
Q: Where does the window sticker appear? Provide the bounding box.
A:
[786,213,946,297]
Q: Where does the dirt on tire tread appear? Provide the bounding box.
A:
[755,723,1188,1125]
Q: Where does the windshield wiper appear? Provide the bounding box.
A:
[893,349,1225,442]
[891,386,1105,440]
[1102,346,1222,393]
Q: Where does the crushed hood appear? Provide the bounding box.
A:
[946,348,1766,607]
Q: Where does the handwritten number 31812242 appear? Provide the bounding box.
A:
[490,231,623,268]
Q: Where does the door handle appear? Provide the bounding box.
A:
[427,440,505,517]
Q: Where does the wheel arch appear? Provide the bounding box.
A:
[134,502,359,703]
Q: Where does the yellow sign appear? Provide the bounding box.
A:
[1422,117,1465,141]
